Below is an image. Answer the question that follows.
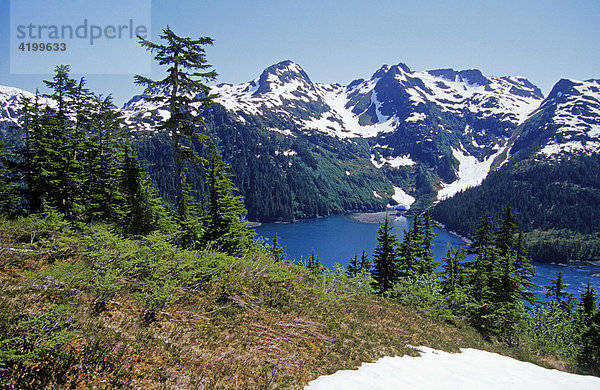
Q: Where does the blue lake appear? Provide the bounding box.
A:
[255,213,600,302]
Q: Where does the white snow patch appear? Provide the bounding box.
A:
[412,71,541,125]
[308,83,398,138]
[539,140,600,157]
[387,155,416,168]
[268,127,295,137]
[373,191,382,199]
[438,146,505,200]
[371,154,415,168]
[405,112,426,123]
[305,346,600,390]
[345,170,351,176]
[390,186,415,209]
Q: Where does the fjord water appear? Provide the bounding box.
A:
[256,214,600,301]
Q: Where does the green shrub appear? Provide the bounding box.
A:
[0,302,79,388]
[388,273,452,320]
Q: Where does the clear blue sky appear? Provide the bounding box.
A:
[1,0,598,106]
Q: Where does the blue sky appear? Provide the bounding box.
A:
[1,0,599,106]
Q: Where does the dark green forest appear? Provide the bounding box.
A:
[432,154,600,262]
[131,104,395,222]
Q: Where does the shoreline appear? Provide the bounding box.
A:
[350,210,402,224]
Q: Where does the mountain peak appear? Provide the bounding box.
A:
[372,62,412,79]
[428,68,490,87]
[255,60,313,95]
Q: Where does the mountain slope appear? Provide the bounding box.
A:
[120,60,544,218]
[432,78,600,261]
[0,61,546,221]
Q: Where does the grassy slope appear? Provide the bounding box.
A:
[0,220,565,389]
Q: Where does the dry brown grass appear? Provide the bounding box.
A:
[0,240,562,389]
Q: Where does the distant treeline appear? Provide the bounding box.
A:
[432,155,600,262]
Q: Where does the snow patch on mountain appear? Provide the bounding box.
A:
[304,83,397,138]
[0,86,53,132]
[305,346,600,390]
[438,145,505,200]
[536,79,600,158]
[413,71,542,125]
[539,140,600,157]
[390,186,415,209]
[371,154,415,169]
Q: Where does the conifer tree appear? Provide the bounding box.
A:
[398,228,417,277]
[514,231,537,305]
[372,215,400,293]
[359,250,372,274]
[581,280,596,326]
[495,205,519,257]
[546,271,568,305]
[83,95,126,222]
[307,249,323,275]
[120,145,165,236]
[35,66,86,220]
[270,234,285,262]
[421,209,438,274]
[441,246,467,294]
[579,309,600,374]
[135,27,217,217]
[348,251,372,276]
[469,213,494,301]
[0,141,19,214]
[174,179,205,249]
[202,148,254,255]
[17,92,44,213]
[411,215,425,260]
[347,253,360,277]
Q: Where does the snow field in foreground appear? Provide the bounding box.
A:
[305,346,600,390]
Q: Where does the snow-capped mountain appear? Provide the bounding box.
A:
[206,61,543,139]
[3,61,599,221]
[0,86,35,133]
[120,60,545,203]
[511,78,600,159]
[432,77,600,251]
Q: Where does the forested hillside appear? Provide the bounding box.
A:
[433,79,600,262]
[131,103,394,222]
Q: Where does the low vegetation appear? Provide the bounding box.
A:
[0,213,568,389]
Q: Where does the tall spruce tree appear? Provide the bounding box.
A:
[581,280,597,326]
[372,215,400,293]
[34,66,87,220]
[270,234,285,262]
[135,27,217,217]
[398,228,418,277]
[0,141,19,214]
[359,250,372,274]
[83,95,126,222]
[547,272,568,305]
[17,92,44,213]
[120,145,166,236]
[421,209,438,274]
[495,205,519,257]
[347,253,360,277]
[202,148,254,255]
[307,249,323,275]
[469,213,494,301]
[514,231,537,306]
[441,246,467,294]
